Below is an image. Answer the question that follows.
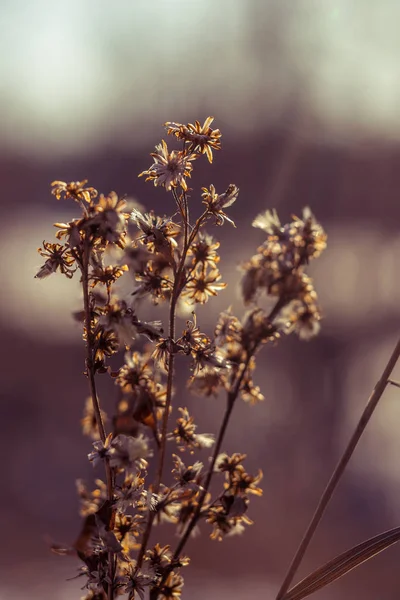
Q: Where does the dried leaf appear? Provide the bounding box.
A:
[283,526,400,600]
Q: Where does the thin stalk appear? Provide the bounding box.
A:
[170,350,255,562]
[149,353,255,598]
[136,192,190,569]
[275,336,400,600]
[155,293,178,492]
[81,242,115,600]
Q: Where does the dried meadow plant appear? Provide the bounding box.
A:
[36,118,400,600]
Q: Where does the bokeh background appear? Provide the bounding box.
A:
[3,1,400,598]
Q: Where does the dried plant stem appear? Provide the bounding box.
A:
[275,336,400,600]
[150,358,253,600]
[171,350,255,562]
[135,294,177,570]
[136,197,189,569]
[82,243,115,600]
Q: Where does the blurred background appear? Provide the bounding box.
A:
[3,0,400,598]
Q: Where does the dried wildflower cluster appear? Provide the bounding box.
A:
[35,117,326,600]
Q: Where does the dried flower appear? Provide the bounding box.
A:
[206,505,253,541]
[90,264,129,295]
[159,572,184,600]
[252,208,281,234]
[132,265,173,304]
[183,266,227,304]
[123,565,153,600]
[131,209,180,255]
[145,543,172,576]
[165,116,221,163]
[51,179,97,203]
[187,232,220,269]
[88,434,113,467]
[171,408,215,453]
[116,352,153,392]
[35,241,75,279]
[83,191,128,248]
[201,184,238,226]
[115,472,146,510]
[172,454,203,490]
[108,434,152,472]
[139,140,196,192]
[230,467,263,497]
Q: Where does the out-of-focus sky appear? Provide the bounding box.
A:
[2,0,400,157]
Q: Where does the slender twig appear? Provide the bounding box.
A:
[81,241,115,600]
[275,336,400,600]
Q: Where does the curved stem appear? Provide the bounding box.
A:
[275,336,400,600]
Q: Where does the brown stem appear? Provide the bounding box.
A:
[275,336,400,600]
[136,192,190,569]
[172,394,234,556]
[81,241,115,600]
[169,350,255,564]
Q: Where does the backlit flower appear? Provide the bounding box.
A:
[183,267,227,304]
[201,184,238,227]
[139,140,196,192]
[165,116,222,163]
[51,179,97,203]
[35,241,75,279]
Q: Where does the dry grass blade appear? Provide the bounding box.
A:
[283,526,400,600]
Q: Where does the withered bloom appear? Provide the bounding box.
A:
[123,565,153,600]
[206,505,253,541]
[187,371,224,397]
[139,140,196,192]
[170,408,214,453]
[159,572,184,600]
[90,264,129,296]
[84,326,119,368]
[131,209,180,256]
[116,351,153,392]
[201,184,238,227]
[109,434,152,472]
[172,454,203,491]
[240,377,264,404]
[132,266,173,304]
[84,191,129,248]
[187,232,220,269]
[35,241,75,279]
[164,116,222,163]
[183,266,227,304]
[230,467,263,497]
[178,314,209,351]
[214,307,243,345]
[51,179,97,203]
[145,543,172,577]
